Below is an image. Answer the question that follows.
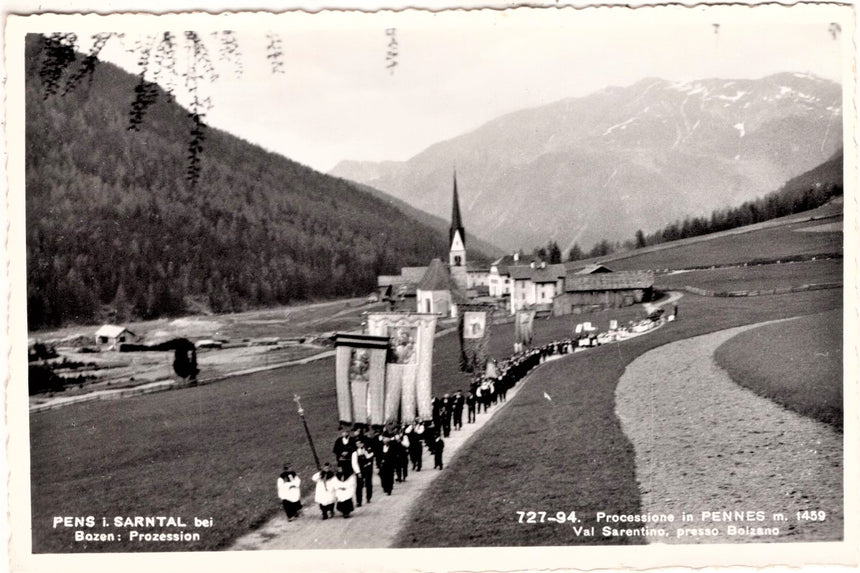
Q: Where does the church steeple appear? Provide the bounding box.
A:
[450,171,464,248]
[449,171,467,278]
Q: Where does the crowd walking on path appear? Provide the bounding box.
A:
[274,340,575,524]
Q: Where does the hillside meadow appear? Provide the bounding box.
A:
[604,206,841,271]
[655,259,842,293]
[715,309,842,429]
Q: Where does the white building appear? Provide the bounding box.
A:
[509,262,566,314]
[416,258,467,317]
[94,324,136,349]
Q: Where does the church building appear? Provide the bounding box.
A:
[377,172,472,318]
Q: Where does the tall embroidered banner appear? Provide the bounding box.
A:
[515,309,536,351]
[367,312,437,423]
[334,333,389,425]
[458,304,494,373]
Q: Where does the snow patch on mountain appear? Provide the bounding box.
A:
[715,90,748,102]
[603,118,636,136]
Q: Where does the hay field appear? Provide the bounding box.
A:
[606,212,841,271]
[715,309,842,429]
[656,259,842,292]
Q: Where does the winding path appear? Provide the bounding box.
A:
[615,323,843,543]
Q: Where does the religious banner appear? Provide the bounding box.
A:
[333,333,389,425]
[515,308,536,351]
[458,304,494,373]
[366,312,438,423]
[463,311,487,339]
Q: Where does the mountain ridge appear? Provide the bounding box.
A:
[331,72,842,252]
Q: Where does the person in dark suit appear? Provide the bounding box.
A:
[333,428,356,477]
[431,396,442,429]
[466,390,477,423]
[393,428,409,482]
[376,435,397,495]
[451,390,465,430]
[469,376,480,396]
[432,433,445,470]
[406,418,425,471]
[351,439,375,506]
[440,395,451,437]
[366,426,382,457]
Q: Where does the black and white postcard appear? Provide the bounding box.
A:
[3,3,857,572]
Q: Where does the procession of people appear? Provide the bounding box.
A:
[277,307,672,523]
[276,342,553,522]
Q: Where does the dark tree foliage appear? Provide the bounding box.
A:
[567,243,584,262]
[128,78,160,130]
[28,342,58,362]
[28,364,65,395]
[173,347,199,381]
[531,241,561,263]
[588,239,613,258]
[636,174,842,249]
[547,241,562,264]
[25,34,450,330]
[37,33,77,98]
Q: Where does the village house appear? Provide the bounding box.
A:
[465,261,491,291]
[416,258,469,317]
[487,255,514,299]
[509,262,567,314]
[94,324,137,349]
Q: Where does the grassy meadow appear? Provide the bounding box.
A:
[655,259,843,292]
[714,309,843,429]
[606,213,841,271]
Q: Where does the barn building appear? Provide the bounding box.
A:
[553,268,655,315]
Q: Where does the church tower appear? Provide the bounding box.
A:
[449,171,468,290]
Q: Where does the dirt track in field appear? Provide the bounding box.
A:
[615,323,843,543]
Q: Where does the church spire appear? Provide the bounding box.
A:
[449,170,467,278]
[450,170,464,247]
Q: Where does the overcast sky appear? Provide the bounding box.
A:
[28,4,849,172]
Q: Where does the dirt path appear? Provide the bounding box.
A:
[615,323,843,543]
[229,354,556,550]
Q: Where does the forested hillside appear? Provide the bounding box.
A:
[25,35,452,330]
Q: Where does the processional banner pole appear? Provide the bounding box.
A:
[293,394,322,471]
